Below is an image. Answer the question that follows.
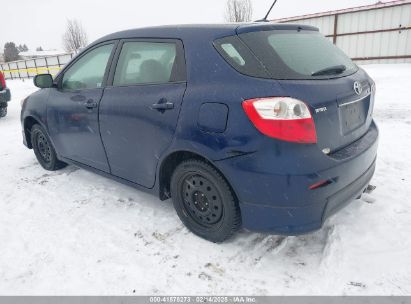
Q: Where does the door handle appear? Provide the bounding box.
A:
[151,99,174,111]
[84,99,98,109]
[151,102,174,110]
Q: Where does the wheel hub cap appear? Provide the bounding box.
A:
[192,191,209,212]
[182,174,223,226]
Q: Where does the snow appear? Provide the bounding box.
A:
[1,64,411,295]
[18,50,67,58]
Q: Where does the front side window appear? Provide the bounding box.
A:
[113,42,181,86]
[62,44,114,90]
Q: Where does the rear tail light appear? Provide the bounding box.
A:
[242,97,317,143]
[0,72,6,90]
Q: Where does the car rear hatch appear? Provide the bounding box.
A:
[274,73,375,152]
[233,24,376,152]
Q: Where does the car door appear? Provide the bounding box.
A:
[99,39,187,188]
[47,42,117,172]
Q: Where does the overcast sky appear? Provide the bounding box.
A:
[2,0,378,51]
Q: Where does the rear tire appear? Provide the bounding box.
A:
[171,159,241,243]
[0,107,7,118]
[31,124,67,171]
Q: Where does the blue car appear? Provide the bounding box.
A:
[21,23,378,242]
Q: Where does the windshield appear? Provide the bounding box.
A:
[236,30,358,80]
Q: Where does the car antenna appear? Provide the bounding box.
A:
[255,0,279,22]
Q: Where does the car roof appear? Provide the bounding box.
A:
[93,23,319,45]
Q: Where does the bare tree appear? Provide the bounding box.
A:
[62,19,88,53]
[225,0,253,22]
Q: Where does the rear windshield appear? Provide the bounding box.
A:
[214,30,358,80]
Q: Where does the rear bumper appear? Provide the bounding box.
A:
[238,159,375,234]
[216,121,379,234]
[0,88,11,104]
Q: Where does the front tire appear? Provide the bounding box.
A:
[171,159,241,243]
[31,124,67,171]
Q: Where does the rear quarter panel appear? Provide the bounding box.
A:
[164,32,287,161]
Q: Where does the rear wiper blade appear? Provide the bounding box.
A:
[311,65,346,76]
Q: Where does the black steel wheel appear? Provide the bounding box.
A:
[31,124,67,171]
[171,159,241,243]
[36,132,52,163]
[182,173,224,227]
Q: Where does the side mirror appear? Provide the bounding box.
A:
[34,74,53,89]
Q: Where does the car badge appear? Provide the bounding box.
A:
[353,81,362,95]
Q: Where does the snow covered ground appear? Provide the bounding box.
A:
[0,64,410,295]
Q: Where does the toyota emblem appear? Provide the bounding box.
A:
[353,81,363,95]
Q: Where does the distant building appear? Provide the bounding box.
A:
[18,49,66,60]
[0,53,4,64]
[272,0,411,64]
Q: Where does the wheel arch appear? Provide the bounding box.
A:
[23,116,43,149]
[157,150,238,203]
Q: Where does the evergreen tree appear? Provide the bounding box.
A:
[4,42,20,62]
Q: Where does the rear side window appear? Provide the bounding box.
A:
[113,41,185,86]
[214,36,269,79]
[220,43,246,66]
[239,30,358,80]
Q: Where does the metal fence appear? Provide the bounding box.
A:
[273,0,411,64]
[0,53,74,80]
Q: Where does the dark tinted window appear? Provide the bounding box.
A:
[113,41,185,86]
[239,30,358,80]
[214,36,269,78]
